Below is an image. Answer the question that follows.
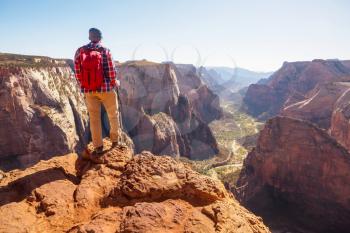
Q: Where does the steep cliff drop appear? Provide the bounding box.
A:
[0,138,270,233]
[0,53,89,171]
[117,61,222,160]
[237,59,350,233]
[236,117,350,233]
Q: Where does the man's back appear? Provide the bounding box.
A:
[74,41,117,93]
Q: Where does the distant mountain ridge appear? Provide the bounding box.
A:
[207,66,273,87]
[195,65,273,102]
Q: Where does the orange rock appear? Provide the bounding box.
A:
[0,139,269,233]
[243,59,350,120]
[117,62,221,160]
[237,116,350,232]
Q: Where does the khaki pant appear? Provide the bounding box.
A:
[84,90,120,148]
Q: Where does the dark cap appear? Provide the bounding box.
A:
[89,28,102,40]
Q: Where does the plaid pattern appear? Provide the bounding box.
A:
[74,42,118,93]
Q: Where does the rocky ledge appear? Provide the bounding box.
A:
[0,139,269,233]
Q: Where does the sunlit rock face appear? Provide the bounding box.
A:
[236,116,350,233]
[117,61,222,160]
[243,59,350,120]
[237,59,350,232]
[0,54,89,170]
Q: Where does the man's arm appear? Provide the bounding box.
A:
[105,49,117,86]
[74,48,82,85]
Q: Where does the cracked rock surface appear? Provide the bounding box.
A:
[0,139,269,233]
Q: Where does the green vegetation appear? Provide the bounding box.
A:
[0,53,69,68]
[209,100,263,162]
[123,59,159,67]
[210,165,242,188]
[185,99,264,189]
[180,155,242,189]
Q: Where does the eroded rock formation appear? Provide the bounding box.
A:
[0,139,269,233]
[279,81,350,153]
[238,59,350,232]
[0,54,89,170]
[243,59,350,120]
[236,116,350,233]
[117,61,222,160]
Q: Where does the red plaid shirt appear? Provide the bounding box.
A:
[74,42,118,93]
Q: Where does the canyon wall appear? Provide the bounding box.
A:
[238,59,350,232]
[0,54,88,170]
[117,61,222,160]
[236,117,350,232]
[243,59,350,120]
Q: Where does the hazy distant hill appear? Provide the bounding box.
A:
[207,66,273,88]
[197,66,273,101]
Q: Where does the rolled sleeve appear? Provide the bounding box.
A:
[74,48,82,84]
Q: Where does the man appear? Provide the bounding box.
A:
[74,28,120,154]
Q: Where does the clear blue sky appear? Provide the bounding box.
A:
[1,0,349,71]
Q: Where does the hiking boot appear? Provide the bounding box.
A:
[111,141,119,148]
[94,146,104,155]
[81,148,90,160]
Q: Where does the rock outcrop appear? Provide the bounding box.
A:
[279,80,350,153]
[197,66,226,96]
[118,61,222,160]
[0,53,88,171]
[243,59,350,120]
[0,139,270,233]
[280,80,350,152]
[329,85,350,150]
[282,82,350,129]
[175,64,223,123]
[236,116,350,233]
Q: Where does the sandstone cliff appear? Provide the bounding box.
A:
[279,80,350,152]
[0,139,270,233]
[243,59,350,120]
[0,53,89,171]
[329,84,350,150]
[117,61,222,160]
[282,82,350,129]
[236,116,350,233]
[238,59,350,232]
